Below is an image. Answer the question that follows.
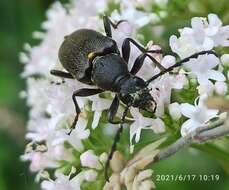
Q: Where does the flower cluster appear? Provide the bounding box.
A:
[20,0,229,189]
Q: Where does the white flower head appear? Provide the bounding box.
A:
[170,13,229,58]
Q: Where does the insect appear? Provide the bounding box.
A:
[50,16,216,180]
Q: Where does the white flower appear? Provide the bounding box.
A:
[135,0,168,9]
[111,0,156,28]
[111,21,133,48]
[183,54,225,85]
[21,151,58,172]
[129,108,165,145]
[21,142,73,172]
[80,150,102,169]
[197,81,214,95]
[170,13,229,58]
[180,95,218,136]
[149,73,187,116]
[65,118,90,151]
[89,95,113,129]
[214,81,228,95]
[168,102,181,120]
[41,172,84,190]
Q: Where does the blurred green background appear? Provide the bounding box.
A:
[0,0,228,190]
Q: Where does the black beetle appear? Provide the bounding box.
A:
[50,16,216,180]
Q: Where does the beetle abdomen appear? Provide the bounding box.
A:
[58,29,118,84]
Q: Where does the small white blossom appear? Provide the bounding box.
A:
[65,118,90,151]
[84,170,98,182]
[21,151,58,172]
[129,108,165,145]
[150,73,187,116]
[89,95,113,129]
[180,95,218,136]
[183,54,225,85]
[168,102,181,120]
[80,150,102,169]
[41,172,84,190]
[111,0,157,28]
[214,81,228,95]
[221,54,229,66]
[170,14,229,58]
[197,81,214,95]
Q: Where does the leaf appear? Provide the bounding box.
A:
[192,143,229,173]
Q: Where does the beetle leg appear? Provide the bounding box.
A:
[108,95,121,124]
[103,15,127,37]
[69,88,104,134]
[50,69,74,79]
[146,50,217,84]
[122,38,163,65]
[130,52,166,75]
[105,105,130,181]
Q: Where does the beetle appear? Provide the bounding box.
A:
[50,15,216,180]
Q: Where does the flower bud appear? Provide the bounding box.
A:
[99,152,108,163]
[215,81,228,95]
[80,150,101,169]
[139,180,155,190]
[110,151,125,173]
[84,170,98,182]
[30,152,44,172]
[221,54,229,66]
[168,102,181,120]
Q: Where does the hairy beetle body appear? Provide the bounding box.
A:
[59,29,118,84]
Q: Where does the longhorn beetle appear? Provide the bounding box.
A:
[50,16,216,180]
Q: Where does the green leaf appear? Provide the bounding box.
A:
[192,143,229,173]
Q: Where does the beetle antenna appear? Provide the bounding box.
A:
[146,50,217,85]
[104,105,130,181]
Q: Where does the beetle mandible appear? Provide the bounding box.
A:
[50,16,216,180]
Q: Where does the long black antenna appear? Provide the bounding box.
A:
[146,50,218,85]
[104,105,130,181]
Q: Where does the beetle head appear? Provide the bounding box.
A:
[119,76,155,112]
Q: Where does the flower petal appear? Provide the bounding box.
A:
[180,103,196,118]
[197,74,209,85]
[92,111,102,129]
[180,119,198,136]
[207,70,226,81]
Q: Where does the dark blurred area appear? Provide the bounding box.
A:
[0,1,53,189]
[0,0,228,190]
